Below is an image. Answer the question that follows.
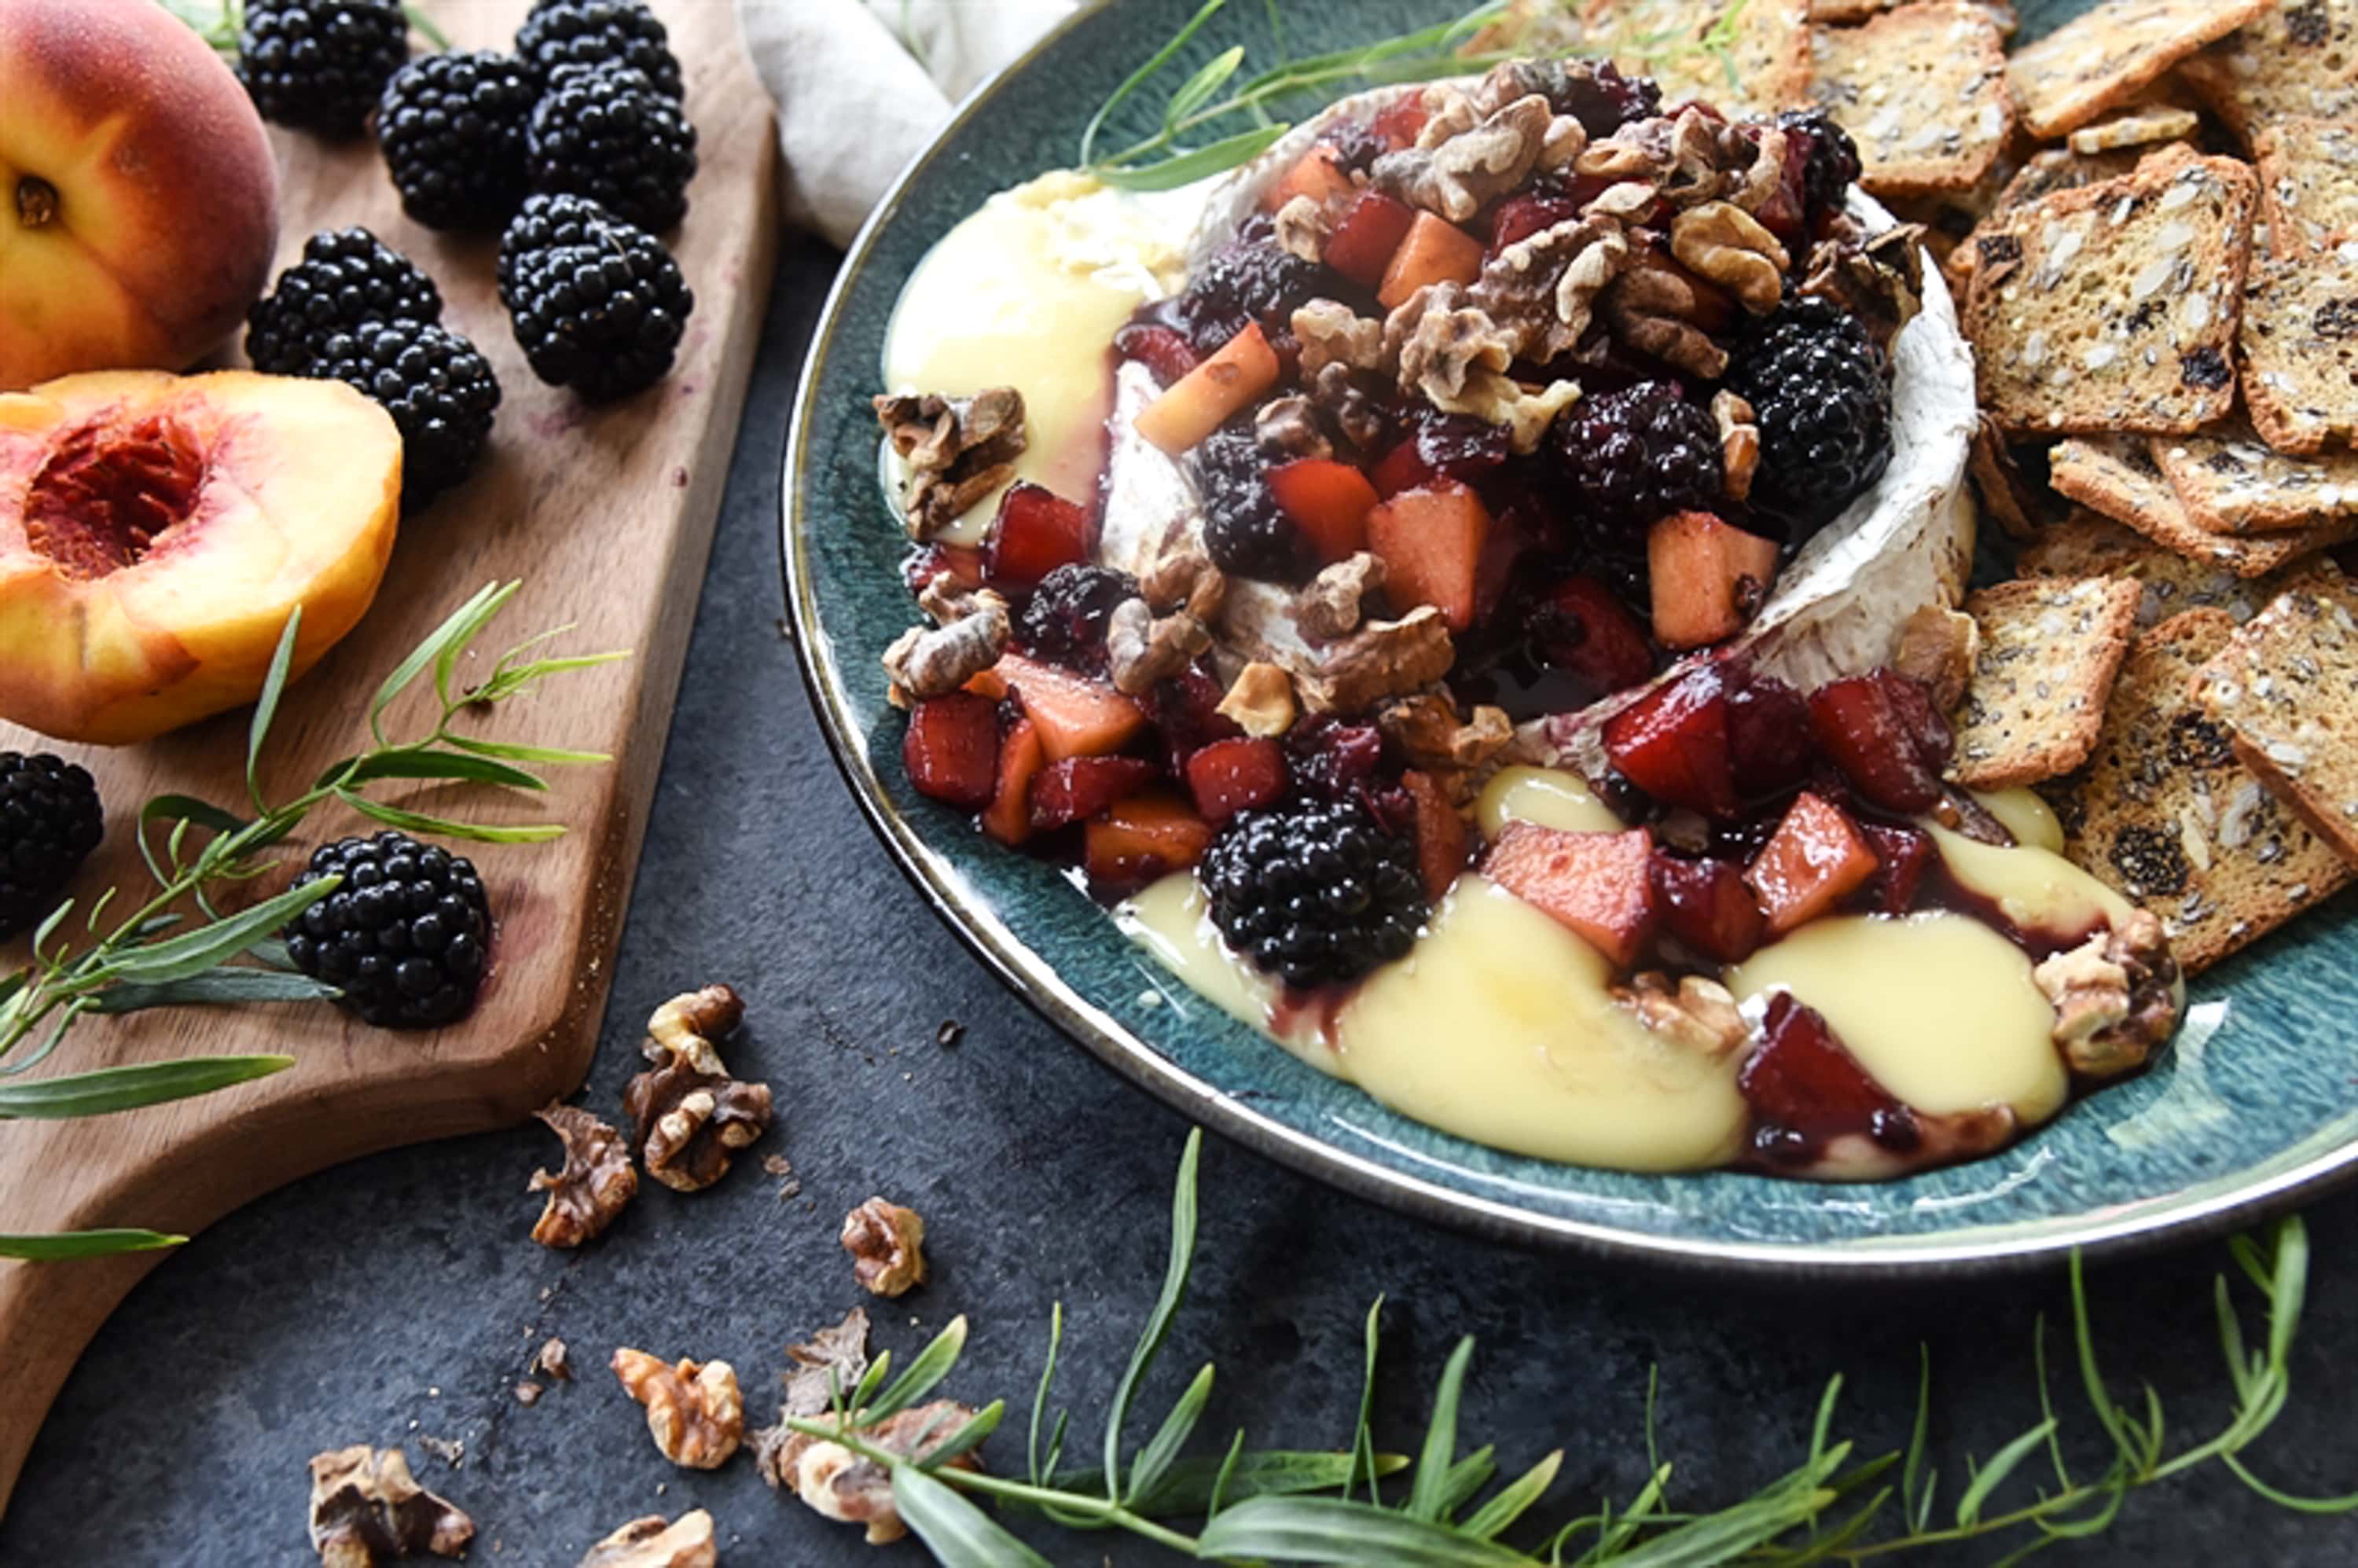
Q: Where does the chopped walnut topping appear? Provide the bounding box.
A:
[842,1196,927,1297]
[623,986,773,1193]
[1728,125,1789,215]
[916,573,997,627]
[1613,974,1748,1056]
[1384,283,1517,409]
[760,1401,982,1546]
[872,388,1026,541]
[1470,215,1633,362]
[880,592,1009,706]
[1216,660,1298,736]
[1893,605,1981,714]
[527,1103,637,1248]
[1298,605,1456,714]
[575,1511,717,1568]
[782,1308,872,1418]
[1584,179,1658,221]
[1375,92,1556,223]
[1711,390,1758,504]
[1600,267,1729,380]
[612,1350,745,1470]
[1376,691,1512,773]
[1669,201,1790,315]
[1291,299,1385,377]
[1140,538,1227,622]
[1254,395,1331,461]
[1273,194,1329,262]
[1297,552,1387,640]
[1798,222,1925,351]
[2032,911,2179,1078]
[307,1446,474,1568]
[1106,597,1211,697]
[1307,362,1390,450]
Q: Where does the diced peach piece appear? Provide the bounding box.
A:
[1269,457,1380,564]
[1402,769,1469,902]
[963,665,1009,700]
[1084,791,1215,887]
[982,715,1045,845]
[1482,823,1658,969]
[1324,191,1417,290]
[1133,323,1280,455]
[1365,482,1491,632]
[1647,511,1782,650]
[1370,97,1429,149]
[1377,212,1484,310]
[1185,736,1287,823]
[1260,145,1356,211]
[997,652,1148,762]
[1744,791,1879,935]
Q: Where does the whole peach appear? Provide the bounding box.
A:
[0,0,281,391]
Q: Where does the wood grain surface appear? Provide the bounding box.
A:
[0,0,778,1511]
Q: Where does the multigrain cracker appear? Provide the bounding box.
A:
[2018,508,2339,623]
[2048,433,2358,573]
[1993,145,2151,213]
[1808,5,2012,195]
[2041,608,2352,971]
[2192,569,2358,868]
[2240,248,2358,454]
[2252,117,2358,256]
[2005,0,2273,139]
[1593,0,1814,113]
[1964,150,2257,435]
[2068,104,2202,153]
[2150,420,2358,532]
[1951,576,2143,786]
[2182,0,2358,144]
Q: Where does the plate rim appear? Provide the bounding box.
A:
[775,0,2358,1276]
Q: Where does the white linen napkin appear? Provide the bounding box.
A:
[734,0,1081,248]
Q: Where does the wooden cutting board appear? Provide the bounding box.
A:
[0,0,778,1511]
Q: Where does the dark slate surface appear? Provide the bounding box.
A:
[11,239,2358,1568]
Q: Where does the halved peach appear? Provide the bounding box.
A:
[0,369,402,744]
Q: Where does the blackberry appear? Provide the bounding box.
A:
[0,754,103,942]
[1016,564,1137,672]
[513,0,685,99]
[237,0,409,137]
[283,832,491,1029]
[310,319,501,508]
[1514,57,1661,137]
[1548,380,1723,534]
[1191,424,1309,584]
[376,50,537,230]
[246,228,443,376]
[526,60,699,231]
[498,194,694,401]
[1726,299,1892,537]
[1199,799,1427,990]
[1320,120,1390,175]
[1774,107,1863,223]
[1174,239,1325,354]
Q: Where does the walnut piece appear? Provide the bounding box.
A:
[872,388,1026,541]
[1273,193,1329,262]
[1254,394,1331,461]
[761,1401,982,1546]
[1600,267,1729,380]
[1470,215,1632,362]
[1669,201,1789,315]
[1140,538,1227,622]
[1711,390,1759,503]
[1297,553,1387,640]
[1307,362,1390,450]
[612,1350,745,1470]
[308,1446,474,1568]
[575,1511,717,1568]
[1105,597,1211,697]
[1298,605,1455,714]
[1613,974,1748,1056]
[842,1196,927,1297]
[535,1337,572,1382]
[1291,299,1385,377]
[2032,911,2179,1078]
[1384,283,1517,410]
[1374,92,1555,223]
[1376,692,1511,773]
[1892,605,1980,714]
[527,1103,637,1248]
[1215,661,1298,736]
[880,590,1009,706]
[1798,223,1924,351]
[783,1307,872,1418]
[623,986,773,1193]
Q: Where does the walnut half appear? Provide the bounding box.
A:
[623,985,773,1192]
[842,1197,927,1298]
[872,388,1027,541]
[758,1401,982,1547]
[528,1103,637,1248]
[575,1511,717,1568]
[307,1446,474,1568]
[612,1349,745,1470]
[2033,912,2180,1078]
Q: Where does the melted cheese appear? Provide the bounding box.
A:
[880,173,1190,544]
[1116,873,1294,1041]
[1728,913,2066,1122]
[1475,766,1624,838]
[1974,788,2065,853]
[1927,821,2132,934]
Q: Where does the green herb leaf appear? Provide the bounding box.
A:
[445,735,611,766]
[0,1054,292,1119]
[401,4,449,52]
[1050,1450,1405,1518]
[865,1316,970,1422]
[86,968,338,1015]
[1462,1450,1563,1541]
[0,1228,186,1260]
[890,1462,1056,1568]
[1409,1337,1478,1521]
[1348,1294,1384,1504]
[1096,125,1291,189]
[1028,1301,1065,1486]
[1104,1127,1201,1496]
[332,749,549,792]
[1199,1496,1536,1565]
[1166,44,1247,129]
[247,608,301,813]
[1080,0,1228,167]
[87,881,334,986]
[332,790,565,844]
[1956,1419,2059,1526]
[1129,1363,1214,1505]
[373,581,512,744]
[920,1401,1006,1472]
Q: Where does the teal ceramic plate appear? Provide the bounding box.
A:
[783,0,2358,1273]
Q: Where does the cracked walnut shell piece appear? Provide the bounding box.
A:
[842,1196,927,1297]
[528,1103,637,1247]
[307,1446,474,1568]
[756,1400,983,1546]
[624,985,773,1192]
[872,387,1027,541]
[613,1349,745,1470]
[575,1511,717,1568]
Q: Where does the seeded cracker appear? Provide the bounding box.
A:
[2150,420,2358,533]
[2193,570,2358,870]
[2019,508,2339,625]
[1808,5,2012,196]
[1993,145,2152,214]
[2041,608,2352,973]
[2241,249,2358,454]
[2252,117,2358,257]
[2048,434,2358,575]
[2068,104,2202,154]
[1964,149,2256,435]
[1952,576,2143,787]
[2005,0,2273,139]
[2182,0,2358,145]
[1592,0,1814,115]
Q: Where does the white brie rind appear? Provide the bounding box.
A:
[1097,82,1980,758]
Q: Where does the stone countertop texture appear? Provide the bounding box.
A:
[9,237,2358,1566]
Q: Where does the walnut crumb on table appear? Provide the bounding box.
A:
[840,1197,927,1297]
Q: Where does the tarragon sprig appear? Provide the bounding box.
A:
[781,1131,2358,1566]
[0,581,625,1261]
